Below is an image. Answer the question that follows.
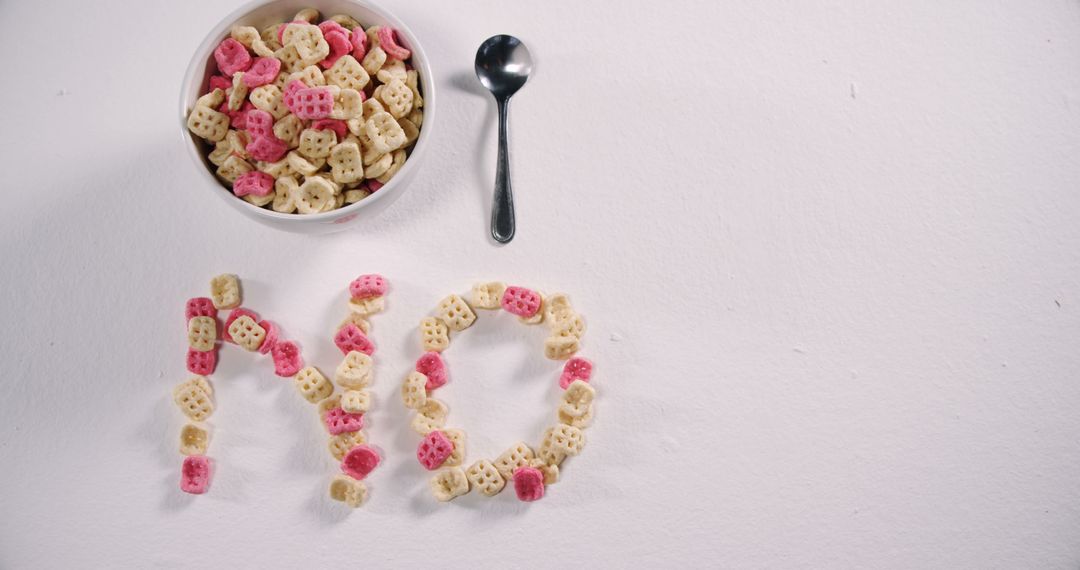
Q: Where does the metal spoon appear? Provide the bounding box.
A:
[475,35,533,243]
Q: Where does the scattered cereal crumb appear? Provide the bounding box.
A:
[849,82,857,99]
[609,333,622,342]
[793,346,806,354]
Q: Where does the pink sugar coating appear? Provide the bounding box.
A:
[318,20,348,38]
[213,38,252,76]
[243,57,281,88]
[208,75,232,92]
[415,351,447,390]
[292,87,334,120]
[366,180,384,192]
[225,101,256,130]
[180,455,211,494]
[271,340,303,377]
[185,297,215,320]
[186,348,217,375]
[341,445,380,479]
[257,320,278,354]
[310,118,348,140]
[377,27,411,60]
[325,407,364,435]
[512,466,545,502]
[348,274,386,299]
[246,134,288,162]
[501,286,542,317]
[283,80,307,111]
[233,171,275,198]
[223,308,259,343]
[349,27,368,60]
[559,357,593,389]
[320,30,352,69]
[416,430,453,470]
[244,109,274,138]
[334,323,375,356]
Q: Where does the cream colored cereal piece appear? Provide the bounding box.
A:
[293,7,319,22]
[298,128,337,159]
[348,296,385,316]
[272,176,298,213]
[328,430,367,461]
[287,151,323,176]
[552,313,587,342]
[329,88,363,120]
[465,460,505,497]
[187,105,229,142]
[313,171,343,195]
[317,394,342,423]
[338,312,370,333]
[430,467,469,502]
[379,78,413,119]
[228,315,267,351]
[328,14,361,29]
[558,406,594,429]
[226,129,251,160]
[208,137,234,167]
[398,117,419,146]
[288,65,325,87]
[519,293,546,325]
[544,336,580,360]
[361,98,384,122]
[361,45,387,76]
[407,107,423,128]
[173,376,214,422]
[437,294,476,332]
[298,36,330,67]
[283,22,325,51]
[294,366,333,403]
[195,88,225,109]
[257,157,293,178]
[329,474,366,507]
[327,141,364,184]
[529,458,560,484]
[411,398,448,435]
[231,25,275,57]
[228,72,248,111]
[209,274,240,309]
[296,176,335,214]
[341,389,370,414]
[543,293,573,324]
[250,84,288,119]
[401,371,428,410]
[494,442,535,480]
[272,71,289,91]
[471,282,506,310]
[406,70,423,109]
[331,192,344,210]
[560,380,595,418]
[371,84,385,104]
[243,193,274,207]
[217,154,253,183]
[346,118,365,137]
[274,114,303,147]
[375,149,406,184]
[179,423,209,455]
[365,25,382,48]
[538,426,566,466]
[376,58,407,84]
[420,317,449,352]
[260,23,279,43]
[324,55,370,91]
[275,43,305,73]
[335,350,373,389]
[443,429,466,467]
[363,151,392,176]
[187,316,216,351]
[547,424,585,457]
[344,189,370,204]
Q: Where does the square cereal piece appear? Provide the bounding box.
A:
[558,406,594,429]
[294,366,333,403]
[173,376,214,422]
[325,406,364,435]
[329,474,367,507]
[227,315,267,351]
[548,424,585,456]
[410,398,448,435]
[519,293,546,325]
[328,430,367,461]
[417,430,454,470]
[466,459,506,497]
[442,429,466,468]
[552,312,586,342]
[420,317,449,352]
[185,297,216,319]
[187,105,230,142]
[324,54,370,91]
[341,445,380,480]
[186,347,217,375]
[250,84,289,119]
[471,282,506,310]
[538,427,566,465]
[529,458,559,485]
[494,442,535,480]
[179,423,209,455]
[436,294,476,332]
[209,274,241,310]
[334,350,373,388]
[298,128,337,158]
[544,293,574,324]
[559,380,596,420]
[349,274,387,299]
[340,389,370,414]
[217,154,254,184]
[318,394,342,422]
[328,141,363,184]
[334,323,375,355]
[544,336,579,360]
[187,316,216,352]
[180,455,212,494]
[430,467,469,502]
[401,371,428,410]
[512,466,545,502]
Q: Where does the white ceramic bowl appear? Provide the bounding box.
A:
[179,0,434,233]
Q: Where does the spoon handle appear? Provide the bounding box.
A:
[491,97,515,243]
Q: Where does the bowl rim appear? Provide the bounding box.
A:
[178,0,435,223]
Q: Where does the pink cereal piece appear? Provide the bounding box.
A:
[559,357,593,389]
[310,118,348,140]
[415,351,447,390]
[501,286,542,317]
[334,323,375,355]
[325,407,365,435]
[186,347,218,375]
[512,466,545,502]
[366,180,384,193]
[185,297,215,319]
[257,320,278,355]
[227,101,257,130]
[271,340,303,377]
[233,171,274,198]
[320,30,353,69]
[213,38,252,76]
[348,274,387,299]
[245,109,274,138]
[243,57,282,88]
[341,444,380,479]
[283,80,307,111]
[318,20,348,38]
[416,430,453,470]
[377,27,411,60]
[349,27,368,60]
[246,134,289,162]
[208,75,232,92]
[180,455,212,494]
[223,308,259,343]
[293,87,334,120]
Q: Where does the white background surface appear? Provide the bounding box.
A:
[1,0,1079,567]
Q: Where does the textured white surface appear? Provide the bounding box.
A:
[2,0,1079,567]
